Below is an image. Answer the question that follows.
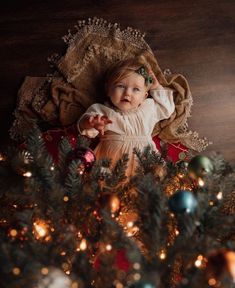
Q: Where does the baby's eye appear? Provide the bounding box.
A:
[133,87,140,92]
[116,84,125,89]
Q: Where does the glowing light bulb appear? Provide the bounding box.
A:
[41,267,49,275]
[106,244,112,251]
[133,262,141,270]
[0,154,6,161]
[9,229,18,237]
[216,191,223,200]
[198,177,205,187]
[23,171,32,178]
[80,239,87,250]
[127,221,134,228]
[159,250,166,260]
[175,229,180,236]
[63,196,69,202]
[133,273,141,281]
[33,220,49,240]
[195,259,202,267]
[195,255,204,268]
[110,195,120,213]
[208,278,217,286]
[12,267,21,275]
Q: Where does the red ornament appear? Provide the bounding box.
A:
[67,147,96,171]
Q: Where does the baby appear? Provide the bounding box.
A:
[78,58,175,176]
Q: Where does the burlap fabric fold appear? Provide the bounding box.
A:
[10,17,209,152]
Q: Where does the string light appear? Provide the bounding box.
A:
[12,267,21,275]
[63,196,69,202]
[208,278,217,286]
[198,177,205,187]
[0,219,7,225]
[9,229,18,237]
[71,282,79,288]
[126,225,139,237]
[41,267,49,275]
[159,249,167,260]
[133,273,141,281]
[195,255,206,268]
[0,153,6,161]
[127,221,134,228]
[62,262,70,271]
[77,164,85,175]
[195,259,202,267]
[109,195,120,213]
[23,171,32,178]
[33,219,50,240]
[106,244,112,251]
[216,191,223,200]
[79,239,87,251]
[175,229,180,236]
[115,282,123,288]
[133,262,141,270]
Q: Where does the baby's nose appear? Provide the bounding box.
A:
[124,88,132,96]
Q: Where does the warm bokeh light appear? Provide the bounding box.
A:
[79,239,87,251]
[41,267,49,275]
[63,196,69,202]
[198,177,205,187]
[110,195,120,213]
[208,278,217,286]
[12,267,21,275]
[133,273,141,281]
[225,251,235,281]
[23,171,32,178]
[9,229,18,237]
[195,254,206,268]
[159,250,167,260]
[33,219,50,240]
[106,244,112,251]
[133,262,141,270]
[0,153,6,161]
[216,191,223,200]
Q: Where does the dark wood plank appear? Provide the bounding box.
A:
[1,0,235,161]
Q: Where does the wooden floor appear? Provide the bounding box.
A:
[1,0,235,161]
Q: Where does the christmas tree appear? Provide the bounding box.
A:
[0,128,235,288]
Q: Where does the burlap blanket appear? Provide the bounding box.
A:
[10,17,209,152]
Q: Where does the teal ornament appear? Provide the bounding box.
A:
[188,155,213,179]
[169,190,198,214]
[130,281,156,288]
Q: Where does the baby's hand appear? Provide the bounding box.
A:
[89,114,112,135]
[149,70,160,90]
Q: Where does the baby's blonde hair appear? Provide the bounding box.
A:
[105,58,151,94]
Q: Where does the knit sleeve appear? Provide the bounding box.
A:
[77,104,106,138]
[149,85,175,121]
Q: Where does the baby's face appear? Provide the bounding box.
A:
[107,72,148,112]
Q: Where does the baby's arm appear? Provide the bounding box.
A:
[79,114,112,136]
[148,71,175,121]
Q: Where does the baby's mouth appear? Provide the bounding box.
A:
[121,99,130,103]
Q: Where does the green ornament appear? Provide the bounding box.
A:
[188,155,213,179]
